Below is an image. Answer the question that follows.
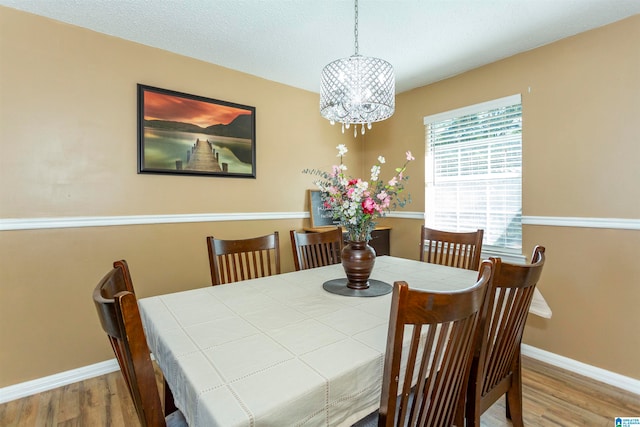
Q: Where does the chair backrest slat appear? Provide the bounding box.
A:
[206,232,281,285]
[290,228,343,271]
[420,226,484,270]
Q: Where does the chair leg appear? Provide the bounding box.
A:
[467,394,481,427]
[505,351,524,427]
[454,386,466,426]
[164,378,177,416]
[464,360,481,427]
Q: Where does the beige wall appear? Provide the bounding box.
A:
[368,15,640,379]
[0,7,357,386]
[1,5,638,388]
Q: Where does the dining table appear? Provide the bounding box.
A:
[138,255,551,427]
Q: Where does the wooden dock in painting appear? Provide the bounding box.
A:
[176,139,227,172]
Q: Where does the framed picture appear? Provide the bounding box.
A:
[308,189,339,228]
[137,84,256,178]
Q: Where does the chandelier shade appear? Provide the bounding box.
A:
[319,0,395,136]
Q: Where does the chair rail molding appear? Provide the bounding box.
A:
[522,216,640,230]
[386,211,425,220]
[0,212,309,231]
[1,213,638,231]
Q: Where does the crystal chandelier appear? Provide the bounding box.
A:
[320,0,395,137]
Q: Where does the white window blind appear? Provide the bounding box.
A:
[424,94,522,252]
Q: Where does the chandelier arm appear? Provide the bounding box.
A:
[324,101,382,122]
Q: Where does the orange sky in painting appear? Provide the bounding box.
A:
[144,91,250,128]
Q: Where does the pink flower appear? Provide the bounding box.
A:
[376,191,391,209]
[362,197,376,214]
[305,145,413,242]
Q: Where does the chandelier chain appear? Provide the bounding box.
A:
[354,0,359,55]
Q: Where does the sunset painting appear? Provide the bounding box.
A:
[137,84,256,178]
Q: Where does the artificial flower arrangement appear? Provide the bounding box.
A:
[304,144,414,242]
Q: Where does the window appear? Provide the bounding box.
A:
[424,94,522,255]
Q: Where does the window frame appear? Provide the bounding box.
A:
[423,94,524,261]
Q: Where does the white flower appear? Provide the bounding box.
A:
[370,165,381,181]
[305,144,414,242]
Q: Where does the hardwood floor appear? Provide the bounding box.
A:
[1,356,638,426]
[484,357,640,426]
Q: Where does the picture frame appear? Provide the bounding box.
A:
[308,189,339,228]
[137,84,256,178]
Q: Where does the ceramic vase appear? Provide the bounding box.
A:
[341,240,376,289]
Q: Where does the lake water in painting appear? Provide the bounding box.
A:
[143,128,253,174]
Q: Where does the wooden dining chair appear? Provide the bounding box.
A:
[289,227,343,271]
[420,226,484,270]
[461,246,546,427]
[377,260,493,427]
[92,260,186,427]
[206,231,281,285]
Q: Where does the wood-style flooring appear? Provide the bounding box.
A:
[1,356,638,426]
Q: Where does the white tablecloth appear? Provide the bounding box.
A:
[138,256,550,427]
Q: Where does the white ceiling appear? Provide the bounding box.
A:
[2,0,639,93]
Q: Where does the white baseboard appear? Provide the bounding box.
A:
[521,344,640,395]
[0,359,119,404]
[1,346,638,404]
